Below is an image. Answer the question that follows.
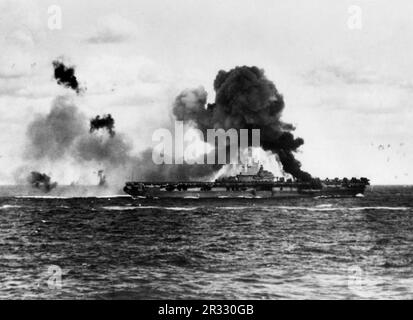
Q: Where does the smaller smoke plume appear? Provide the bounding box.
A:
[26,96,87,160]
[52,59,84,94]
[90,114,115,137]
[25,96,132,167]
[27,172,57,192]
[97,170,107,187]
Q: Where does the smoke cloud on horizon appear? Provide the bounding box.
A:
[27,171,58,192]
[19,61,311,193]
[22,95,133,189]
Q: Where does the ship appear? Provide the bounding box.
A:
[123,164,370,199]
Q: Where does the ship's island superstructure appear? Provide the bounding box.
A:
[123,164,370,199]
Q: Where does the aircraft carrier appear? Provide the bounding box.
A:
[123,164,370,199]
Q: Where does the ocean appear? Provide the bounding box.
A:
[0,185,412,300]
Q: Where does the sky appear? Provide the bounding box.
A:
[0,0,412,185]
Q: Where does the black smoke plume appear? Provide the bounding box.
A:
[27,172,57,192]
[90,114,115,137]
[173,66,312,181]
[52,59,84,94]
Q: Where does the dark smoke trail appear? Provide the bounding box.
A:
[52,59,84,94]
[27,172,57,192]
[90,114,116,137]
[173,66,312,181]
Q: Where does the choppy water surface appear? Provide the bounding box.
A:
[0,186,412,299]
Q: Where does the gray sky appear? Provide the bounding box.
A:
[0,0,412,184]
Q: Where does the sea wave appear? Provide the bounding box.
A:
[262,206,411,212]
[218,206,255,210]
[0,205,22,210]
[102,206,199,211]
[95,195,132,199]
[15,196,74,199]
[316,204,334,208]
[101,205,412,212]
[15,195,130,200]
[102,206,142,211]
[348,206,410,211]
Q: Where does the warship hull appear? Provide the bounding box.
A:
[124,165,369,199]
[123,183,368,199]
